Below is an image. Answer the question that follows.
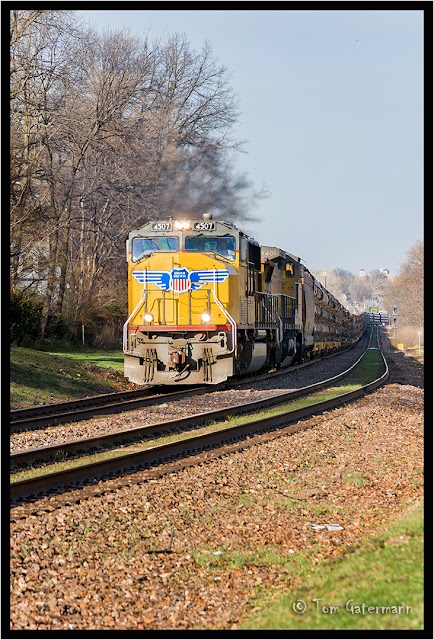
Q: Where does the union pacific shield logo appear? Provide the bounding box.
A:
[132,267,230,292]
[169,268,190,293]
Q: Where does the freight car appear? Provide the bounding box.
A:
[123,215,364,385]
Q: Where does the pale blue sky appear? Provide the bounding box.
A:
[77,9,424,275]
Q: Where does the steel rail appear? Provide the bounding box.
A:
[10,334,388,500]
[10,386,153,419]
[9,384,222,433]
[10,339,364,433]
[10,339,374,468]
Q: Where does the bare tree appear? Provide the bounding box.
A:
[10,10,78,290]
[383,241,424,329]
[58,31,250,320]
[37,28,156,333]
[10,18,265,345]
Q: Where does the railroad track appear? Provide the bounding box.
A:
[9,384,219,433]
[10,329,388,502]
[10,341,362,434]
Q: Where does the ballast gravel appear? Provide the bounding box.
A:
[11,336,372,453]
[10,334,424,630]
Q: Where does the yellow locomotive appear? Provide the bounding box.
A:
[124,215,364,385]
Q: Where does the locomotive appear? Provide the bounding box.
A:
[123,214,364,385]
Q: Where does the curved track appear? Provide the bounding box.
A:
[10,343,360,433]
[10,330,388,502]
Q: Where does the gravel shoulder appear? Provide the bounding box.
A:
[10,333,424,631]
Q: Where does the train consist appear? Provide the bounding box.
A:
[123,215,365,385]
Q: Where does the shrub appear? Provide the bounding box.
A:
[10,290,43,346]
[10,290,69,347]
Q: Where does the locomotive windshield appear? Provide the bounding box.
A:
[185,236,236,260]
[132,236,179,261]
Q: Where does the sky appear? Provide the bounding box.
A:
[76,9,425,276]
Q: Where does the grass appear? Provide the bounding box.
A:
[10,346,127,409]
[239,499,424,631]
[342,342,385,386]
[43,348,125,372]
[192,545,320,578]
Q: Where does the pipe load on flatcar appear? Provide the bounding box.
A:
[123,215,364,385]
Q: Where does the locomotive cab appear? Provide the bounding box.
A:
[124,215,241,384]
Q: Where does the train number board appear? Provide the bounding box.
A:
[151,221,172,231]
[193,221,215,231]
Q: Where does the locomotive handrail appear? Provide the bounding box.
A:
[255,292,278,328]
[210,287,237,355]
[255,292,295,335]
[123,288,147,352]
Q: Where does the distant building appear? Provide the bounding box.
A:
[359,267,394,278]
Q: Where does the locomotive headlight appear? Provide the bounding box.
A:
[174,220,191,231]
[144,313,154,323]
[201,312,211,323]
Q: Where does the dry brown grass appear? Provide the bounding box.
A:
[387,325,424,350]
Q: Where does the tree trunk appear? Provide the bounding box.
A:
[40,226,59,336]
[55,210,71,316]
[10,226,23,293]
